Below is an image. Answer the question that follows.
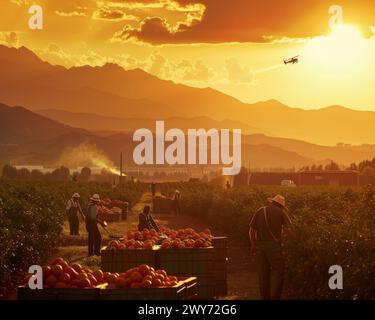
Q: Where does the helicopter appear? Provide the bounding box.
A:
[284,55,299,65]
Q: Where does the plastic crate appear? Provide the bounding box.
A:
[157,248,216,299]
[196,275,216,299]
[17,286,101,300]
[156,247,215,276]
[212,237,228,249]
[101,247,114,272]
[99,277,197,300]
[213,247,228,261]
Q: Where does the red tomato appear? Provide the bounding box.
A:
[51,264,63,277]
[152,279,162,287]
[42,266,52,279]
[55,282,67,288]
[130,271,143,283]
[71,263,83,274]
[138,265,150,277]
[115,277,127,288]
[59,273,71,284]
[45,275,57,288]
[141,279,152,288]
[65,267,79,280]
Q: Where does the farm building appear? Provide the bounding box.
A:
[248,170,359,186]
[299,170,359,186]
[249,172,299,186]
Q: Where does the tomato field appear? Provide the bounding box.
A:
[0,180,146,295]
[1,179,374,300]
[160,182,375,299]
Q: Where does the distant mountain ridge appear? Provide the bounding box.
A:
[1,45,375,145]
[36,109,268,135]
[0,103,85,144]
[1,102,375,170]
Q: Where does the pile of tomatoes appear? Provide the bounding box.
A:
[24,258,106,289]
[107,228,160,250]
[24,259,179,290]
[160,227,213,249]
[105,265,179,289]
[100,198,127,207]
[106,227,213,251]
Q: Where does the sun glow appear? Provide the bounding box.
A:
[304,25,368,75]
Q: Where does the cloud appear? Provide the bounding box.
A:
[109,0,375,45]
[35,43,110,67]
[179,59,214,81]
[9,0,31,6]
[92,6,138,21]
[0,31,20,47]
[108,0,205,44]
[55,10,87,17]
[113,17,179,44]
[225,58,257,85]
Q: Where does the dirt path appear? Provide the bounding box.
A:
[142,193,260,300]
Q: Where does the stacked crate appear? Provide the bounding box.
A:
[156,247,215,298]
[212,237,228,297]
[101,248,113,272]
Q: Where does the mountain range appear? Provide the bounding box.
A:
[1,102,375,169]
[1,44,375,170]
[2,45,375,145]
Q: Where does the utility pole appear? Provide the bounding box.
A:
[119,152,123,185]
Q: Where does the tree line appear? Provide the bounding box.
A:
[1,165,92,182]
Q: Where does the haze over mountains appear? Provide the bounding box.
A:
[36,109,267,136]
[1,102,375,169]
[1,44,375,170]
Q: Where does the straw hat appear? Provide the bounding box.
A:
[90,194,101,202]
[72,193,80,198]
[174,190,180,194]
[268,194,286,208]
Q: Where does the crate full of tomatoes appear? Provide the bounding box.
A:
[101,229,161,272]
[100,198,129,220]
[18,259,197,300]
[100,264,197,300]
[101,227,214,272]
[98,205,122,223]
[18,258,106,300]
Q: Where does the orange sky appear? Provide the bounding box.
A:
[1,0,375,110]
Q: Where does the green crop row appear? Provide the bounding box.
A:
[0,180,146,287]
[160,181,375,299]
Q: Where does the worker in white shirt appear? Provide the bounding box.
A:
[66,193,84,235]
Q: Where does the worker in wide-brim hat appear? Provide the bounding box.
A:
[90,194,101,202]
[66,193,84,236]
[267,194,288,210]
[248,194,293,300]
[85,194,103,256]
